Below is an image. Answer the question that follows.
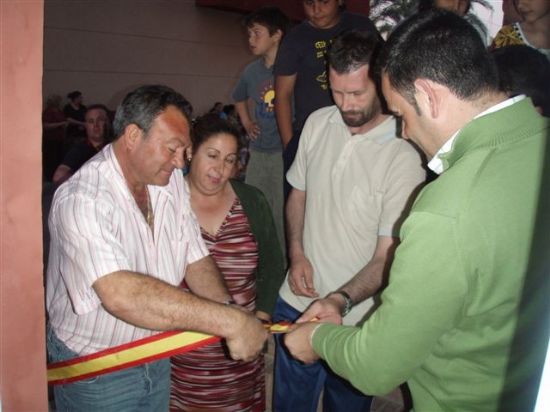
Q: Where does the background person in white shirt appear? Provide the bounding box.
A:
[46,85,267,412]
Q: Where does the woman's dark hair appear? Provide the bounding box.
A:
[209,102,223,113]
[223,104,236,116]
[192,114,242,153]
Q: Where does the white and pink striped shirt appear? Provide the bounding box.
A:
[46,144,208,355]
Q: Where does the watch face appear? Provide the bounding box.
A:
[331,291,353,316]
[339,291,353,316]
[343,299,352,316]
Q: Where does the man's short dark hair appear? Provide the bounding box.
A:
[244,6,290,37]
[417,0,472,14]
[379,9,498,104]
[327,29,383,75]
[67,90,82,100]
[112,85,191,139]
[492,45,550,117]
[86,104,110,117]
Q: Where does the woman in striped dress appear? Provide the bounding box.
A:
[170,114,284,411]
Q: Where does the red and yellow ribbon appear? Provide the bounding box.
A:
[48,321,292,385]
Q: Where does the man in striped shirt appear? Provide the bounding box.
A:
[46,85,268,411]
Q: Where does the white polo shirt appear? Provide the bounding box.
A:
[280,106,425,326]
[46,144,208,355]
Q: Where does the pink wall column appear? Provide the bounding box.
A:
[0,1,48,410]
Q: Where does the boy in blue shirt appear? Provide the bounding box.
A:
[232,6,290,258]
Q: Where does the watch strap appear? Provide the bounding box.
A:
[331,291,353,316]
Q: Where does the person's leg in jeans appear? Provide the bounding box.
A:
[323,369,373,412]
[272,297,326,412]
[47,328,170,411]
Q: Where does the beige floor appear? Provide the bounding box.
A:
[264,337,409,412]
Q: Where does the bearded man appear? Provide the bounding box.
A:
[272,29,425,412]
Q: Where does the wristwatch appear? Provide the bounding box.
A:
[331,291,353,316]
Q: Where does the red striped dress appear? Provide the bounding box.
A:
[170,198,265,412]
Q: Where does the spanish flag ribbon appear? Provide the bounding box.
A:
[263,319,291,333]
[48,321,292,385]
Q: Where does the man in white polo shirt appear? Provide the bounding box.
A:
[272,30,426,412]
[46,85,267,411]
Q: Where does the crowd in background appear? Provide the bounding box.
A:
[43,1,549,411]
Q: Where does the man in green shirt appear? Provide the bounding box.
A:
[285,9,549,412]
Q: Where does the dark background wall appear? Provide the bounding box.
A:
[42,0,372,115]
[43,0,254,114]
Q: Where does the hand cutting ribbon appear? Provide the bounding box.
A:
[48,319,301,385]
[262,320,292,333]
[262,318,320,334]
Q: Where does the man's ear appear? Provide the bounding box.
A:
[273,29,283,43]
[122,124,142,150]
[414,78,443,119]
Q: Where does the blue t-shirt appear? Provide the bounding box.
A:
[232,59,282,153]
[273,12,378,132]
